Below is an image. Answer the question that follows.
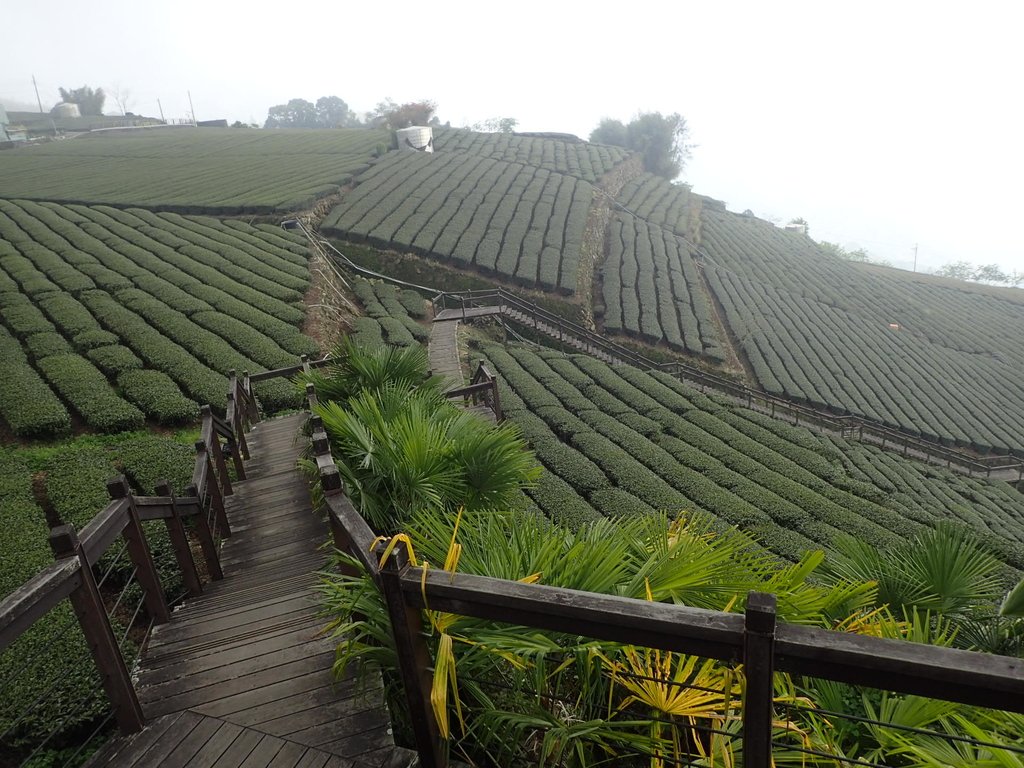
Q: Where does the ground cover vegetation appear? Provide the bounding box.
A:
[0,200,316,435]
[348,277,429,349]
[0,128,385,214]
[321,148,594,294]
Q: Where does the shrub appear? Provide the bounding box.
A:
[87,345,144,376]
[37,354,145,433]
[25,331,71,360]
[118,369,200,424]
[72,329,119,350]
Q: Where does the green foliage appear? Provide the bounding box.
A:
[57,85,105,115]
[0,326,71,436]
[590,111,690,178]
[24,331,71,359]
[87,344,143,376]
[37,354,145,433]
[117,369,200,424]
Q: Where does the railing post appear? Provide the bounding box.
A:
[743,592,777,768]
[301,354,311,374]
[306,382,319,411]
[243,371,261,424]
[155,480,202,597]
[226,391,251,461]
[195,441,231,538]
[107,476,169,624]
[49,523,145,735]
[202,406,234,497]
[187,482,223,581]
[379,540,447,768]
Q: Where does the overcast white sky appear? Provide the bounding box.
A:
[3,0,1022,274]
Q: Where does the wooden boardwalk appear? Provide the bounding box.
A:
[89,414,414,768]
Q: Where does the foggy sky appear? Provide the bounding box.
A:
[3,0,1022,275]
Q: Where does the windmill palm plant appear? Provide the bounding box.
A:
[297,340,540,531]
[321,509,890,767]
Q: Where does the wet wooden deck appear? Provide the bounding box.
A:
[88,414,414,768]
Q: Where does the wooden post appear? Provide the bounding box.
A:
[195,441,231,538]
[107,477,169,625]
[49,524,145,735]
[226,392,251,460]
[242,371,260,424]
[202,406,233,497]
[186,483,223,581]
[743,592,777,768]
[155,481,202,597]
[306,382,319,411]
[379,540,447,768]
[301,354,311,374]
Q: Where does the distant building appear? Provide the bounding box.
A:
[785,223,808,236]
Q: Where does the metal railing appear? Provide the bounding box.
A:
[429,288,1024,481]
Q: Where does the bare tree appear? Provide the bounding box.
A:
[109,84,133,116]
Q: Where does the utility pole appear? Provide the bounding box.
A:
[157,98,165,123]
[912,243,918,273]
[187,91,196,126]
[32,75,43,113]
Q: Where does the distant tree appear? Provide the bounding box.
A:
[109,84,133,116]
[57,85,105,115]
[974,263,1009,284]
[935,261,976,281]
[369,98,439,130]
[264,98,318,128]
[230,120,257,128]
[590,112,691,179]
[819,241,875,264]
[470,117,518,133]
[315,96,360,128]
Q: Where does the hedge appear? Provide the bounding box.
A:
[37,354,145,433]
[25,331,71,360]
[0,328,71,436]
[87,344,144,376]
[118,369,200,424]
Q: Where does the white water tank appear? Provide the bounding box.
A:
[396,126,433,153]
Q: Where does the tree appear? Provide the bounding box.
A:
[264,98,318,128]
[109,84,132,116]
[974,263,1009,284]
[470,117,518,133]
[315,95,359,128]
[935,261,977,281]
[590,111,691,179]
[368,98,439,131]
[56,85,105,115]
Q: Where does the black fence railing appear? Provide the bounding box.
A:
[429,288,1024,481]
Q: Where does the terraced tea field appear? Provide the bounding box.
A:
[323,150,593,293]
[699,208,1024,453]
[0,199,316,435]
[0,128,384,213]
[478,342,1024,569]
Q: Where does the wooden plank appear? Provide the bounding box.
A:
[78,497,129,564]
[192,661,337,719]
[155,651,335,718]
[402,567,745,661]
[775,622,1024,713]
[156,713,224,768]
[237,734,286,768]
[318,726,394,760]
[182,719,244,767]
[140,637,330,703]
[209,727,264,768]
[265,742,310,768]
[227,680,370,728]
[0,558,80,652]
[89,711,193,768]
[286,707,391,748]
[257,691,386,738]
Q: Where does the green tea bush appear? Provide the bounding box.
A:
[117,370,200,424]
[37,354,145,433]
[24,331,71,360]
[87,345,143,376]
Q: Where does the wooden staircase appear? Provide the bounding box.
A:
[88,413,416,768]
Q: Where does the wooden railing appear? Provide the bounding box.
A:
[430,288,1024,481]
[0,371,262,750]
[442,360,503,422]
[302,378,1024,768]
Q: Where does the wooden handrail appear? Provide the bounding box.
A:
[0,559,82,653]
